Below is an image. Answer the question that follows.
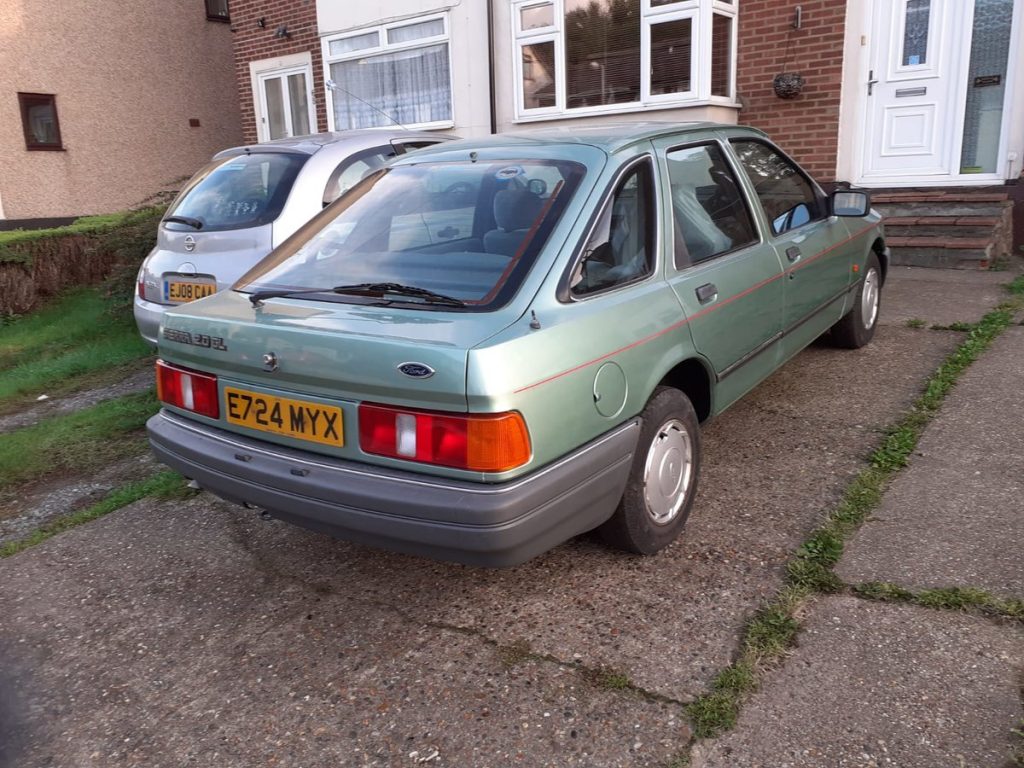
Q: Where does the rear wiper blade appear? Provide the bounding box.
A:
[247,282,465,308]
[164,215,203,230]
[334,283,466,307]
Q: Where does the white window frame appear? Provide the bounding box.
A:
[512,0,739,122]
[249,54,317,143]
[321,13,455,132]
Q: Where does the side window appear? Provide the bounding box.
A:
[731,140,823,236]
[666,143,757,268]
[323,147,396,207]
[571,160,654,296]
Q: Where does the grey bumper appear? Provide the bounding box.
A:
[147,411,639,567]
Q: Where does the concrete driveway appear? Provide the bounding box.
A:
[0,268,1012,767]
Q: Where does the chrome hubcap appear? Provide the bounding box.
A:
[642,418,693,525]
[862,268,880,330]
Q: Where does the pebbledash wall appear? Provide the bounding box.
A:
[0,0,242,220]
[231,0,328,145]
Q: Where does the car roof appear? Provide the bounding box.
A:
[411,122,766,156]
[214,129,455,159]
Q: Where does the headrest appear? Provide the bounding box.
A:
[493,189,544,232]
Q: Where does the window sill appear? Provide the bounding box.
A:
[25,145,66,152]
[514,99,741,124]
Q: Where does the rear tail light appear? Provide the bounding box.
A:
[137,273,146,300]
[359,404,531,473]
[156,360,220,419]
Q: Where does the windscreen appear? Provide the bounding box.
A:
[165,152,308,232]
[234,158,585,310]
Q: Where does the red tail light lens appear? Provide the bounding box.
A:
[359,404,531,472]
[156,360,220,419]
[137,275,146,300]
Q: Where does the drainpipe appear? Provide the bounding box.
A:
[486,0,497,135]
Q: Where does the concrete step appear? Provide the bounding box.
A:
[874,201,1008,218]
[885,224,996,239]
[868,192,1013,270]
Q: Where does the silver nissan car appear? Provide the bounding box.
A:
[134,130,453,345]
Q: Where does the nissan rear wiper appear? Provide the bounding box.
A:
[247,282,466,308]
[164,215,204,230]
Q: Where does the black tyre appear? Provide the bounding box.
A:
[831,252,882,349]
[599,386,701,555]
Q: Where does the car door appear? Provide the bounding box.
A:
[727,138,853,359]
[652,136,785,412]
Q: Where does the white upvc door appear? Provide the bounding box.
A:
[857,0,1022,186]
[861,0,969,181]
[256,65,315,142]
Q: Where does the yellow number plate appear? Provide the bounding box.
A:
[224,387,344,447]
[166,280,216,303]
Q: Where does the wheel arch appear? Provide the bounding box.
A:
[871,236,888,285]
[655,356,714,423]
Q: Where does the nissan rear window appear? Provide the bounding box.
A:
[234,159,586,310]
[165,152,308,232]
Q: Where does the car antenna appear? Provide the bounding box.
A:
[325,79,409,131]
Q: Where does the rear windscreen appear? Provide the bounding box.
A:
[165,152,308,232]
[234,158,586,310]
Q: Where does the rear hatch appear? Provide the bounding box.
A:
[140,150,309,306]
[157,291,518,462]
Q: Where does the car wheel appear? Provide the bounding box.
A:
[831,252,882,349]
[599,386,701,555]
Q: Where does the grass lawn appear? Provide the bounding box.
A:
[0,391,157,490]
[0,288,153,411]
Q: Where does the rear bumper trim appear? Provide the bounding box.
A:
[148,411,639,567]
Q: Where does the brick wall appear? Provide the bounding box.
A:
[736,0,847,181]
[228,0,327,145]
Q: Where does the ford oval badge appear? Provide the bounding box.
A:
[398,362,435,379]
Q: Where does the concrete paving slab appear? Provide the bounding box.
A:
[880,265,1014,327]
[837,327,1024,597]
[693,596,1024,768]
[0,497,688,768]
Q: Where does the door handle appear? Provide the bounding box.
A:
[695,283,718,304]
[786,246,802,263]
[867,69,879,96]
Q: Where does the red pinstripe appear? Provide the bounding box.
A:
[513,224,876,394]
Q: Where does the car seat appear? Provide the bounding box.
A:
[483,189,545,257]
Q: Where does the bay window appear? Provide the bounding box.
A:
[513,0,737,120]
[323,15,453,130]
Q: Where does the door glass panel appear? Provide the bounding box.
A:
[959,0,1013,174]
[902,0,930,66]
[263,77,286,140]
[666,144,756,267]
[287,73,310,136]
[731,141,823,236]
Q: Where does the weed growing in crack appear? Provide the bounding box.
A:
[685,301,1022,743]
[904,318,926,329]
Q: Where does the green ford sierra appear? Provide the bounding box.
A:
[148,123,886,567]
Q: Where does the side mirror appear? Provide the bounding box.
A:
[831,189,871,217]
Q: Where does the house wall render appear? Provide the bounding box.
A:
[0,0,242,219]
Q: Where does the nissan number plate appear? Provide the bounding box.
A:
[166,280,216,303]
[224,387,344,447]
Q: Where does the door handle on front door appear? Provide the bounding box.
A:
[867,69,879,96]
[695,283,718,304]
[786,246,802,263]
